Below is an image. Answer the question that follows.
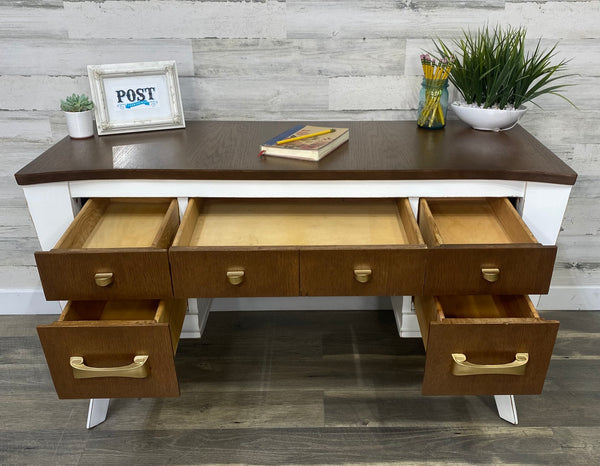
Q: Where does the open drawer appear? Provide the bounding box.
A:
[35,198,179,300]
[419,197,557,295]
[37,299,187,399]
[414,295,559,396]
[169,198,427,297]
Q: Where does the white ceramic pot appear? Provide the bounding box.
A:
[64,110,94,138]
[450,103,527,132]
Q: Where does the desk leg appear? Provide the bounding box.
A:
[494,395,518,424]
[196,298,211,337]
[391,296,421,338]
[86,398,110,429]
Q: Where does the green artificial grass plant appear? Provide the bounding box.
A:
[431,25,574,110]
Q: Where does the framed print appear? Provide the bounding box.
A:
[87,61,185,135]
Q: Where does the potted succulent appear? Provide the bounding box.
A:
[60,93,95,138]
[430,25,574,131]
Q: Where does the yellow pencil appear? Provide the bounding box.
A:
[277,128,335,145]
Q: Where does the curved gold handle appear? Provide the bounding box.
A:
[226,270,245,286]
[94,272,114,287]
[353,268,372,284]
[481,267,500,283]
[451,352,528,376]
[70,355,149,379]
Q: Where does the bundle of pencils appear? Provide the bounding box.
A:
[418,54,454,128]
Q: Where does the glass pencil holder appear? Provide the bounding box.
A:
[417,78,449,129]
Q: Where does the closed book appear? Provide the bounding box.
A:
[260,125,349,161]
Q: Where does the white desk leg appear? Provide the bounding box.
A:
[391,296,421,338]
[197,298,211,337]
[86,398,110,429]
[494,395,518,424]
[22,182,78,251]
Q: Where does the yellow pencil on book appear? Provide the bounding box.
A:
[277,128,335,145]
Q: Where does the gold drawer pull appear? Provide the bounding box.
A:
[354,268,372,284]
[94,272,114,287]
[451,353,529,376]
[226,270,245,286]
[70,355,149,379]
[481,267,500,283]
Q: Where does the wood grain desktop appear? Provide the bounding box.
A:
[14,121,577,186]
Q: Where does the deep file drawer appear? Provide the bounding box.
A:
[419,197,557,295]
[37,299,187,399]
[169,198,427,297]
[414,294,559,396]
[35,198,179,300]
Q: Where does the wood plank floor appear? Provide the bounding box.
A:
[1,309,599,465]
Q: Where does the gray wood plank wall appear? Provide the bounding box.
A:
[1,1,599,310]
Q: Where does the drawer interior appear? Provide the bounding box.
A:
[56,198,179,249]
[57,299,186,354]
[60,300,163,322]
[419,197,537,245]
[175,198,423,247]
[436,295,539,320]
[415,294,540,348]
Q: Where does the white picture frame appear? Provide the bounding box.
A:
[87,61,185,135]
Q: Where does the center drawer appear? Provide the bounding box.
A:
[35,198,179,300]
[169,198,427,297]
[414,294,559,396]
[419,197,557,295]
[37,299,187,399]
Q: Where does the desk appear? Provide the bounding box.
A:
[15,121,577,427]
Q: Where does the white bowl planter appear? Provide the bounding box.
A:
[451,103,527,132]
[64,110,94,139]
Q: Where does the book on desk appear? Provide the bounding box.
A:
[259,125,349,161]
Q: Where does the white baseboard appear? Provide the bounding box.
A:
[1,287,598,315]
[0,289,61,314]
[537,286,600,310]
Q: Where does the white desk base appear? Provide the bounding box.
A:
[22,179,570,429]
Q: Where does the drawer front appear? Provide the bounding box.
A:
[424,245,557,295]
[35,249,173,300]
[38,322,179,399]
[170,249,299,297]
[300,248,426,296]
[422,319,559,395]
[415,295,559,396]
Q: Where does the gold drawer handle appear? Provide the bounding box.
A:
[226,270,245,286]
[94,272,114,287]
[481,267,500,283]
[354,268,372,284]
[451,353,529,376]
[70,355,149,379]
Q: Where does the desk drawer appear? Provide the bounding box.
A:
[35,198,179,300]
[419,198,556,294]
[300,248,426,296]
[414,295,558,396]
[299,198,426,295]
[37,299,187,399]
[170,249,299,297]
[170,198,299,297]
[170,198,426,297]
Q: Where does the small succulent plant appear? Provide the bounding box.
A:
[60,93,94,112]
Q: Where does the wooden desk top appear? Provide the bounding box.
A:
[14,121,577,186]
